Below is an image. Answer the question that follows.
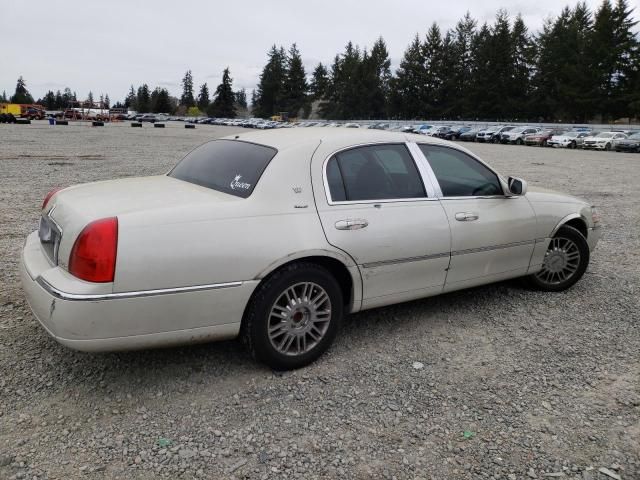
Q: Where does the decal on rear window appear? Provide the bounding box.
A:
[169,140,277,198]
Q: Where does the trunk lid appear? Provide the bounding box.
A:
[44,175,239,268]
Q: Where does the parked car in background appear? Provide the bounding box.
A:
[23,128,601,369]
[613,132,640,152]
[459,128,482,141]
[476,126,514,143]
[443,126,472,140]
[430,126,452,138]
[547,131,590,149]
[412,124,432,134]
[523,128,565,147]
[343,123,360,128]
[500,127,541,145]
[582,132,627,151]
[138,114,157,123]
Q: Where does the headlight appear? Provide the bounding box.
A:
[591,206,601,226]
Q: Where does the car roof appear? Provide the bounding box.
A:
[223,126,453,152]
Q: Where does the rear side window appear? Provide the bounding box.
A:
[326,144,426,202]
[169,140,277,198]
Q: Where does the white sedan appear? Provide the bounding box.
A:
[582,132,627,150]
[21,129,602,369]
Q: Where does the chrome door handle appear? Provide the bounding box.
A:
[455,212,479,221]
[335,219,369,230]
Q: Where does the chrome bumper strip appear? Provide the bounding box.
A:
[35,277,243,302]
[362,238,543,268]
[451,239,539,256]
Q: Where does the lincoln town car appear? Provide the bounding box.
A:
[21,129,601,369]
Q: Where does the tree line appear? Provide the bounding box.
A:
[2,68,245,118]
[3,0,638,122]
[254,0,639,122]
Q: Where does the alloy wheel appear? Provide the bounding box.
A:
[535,236,581,285]
[267,282,332,356]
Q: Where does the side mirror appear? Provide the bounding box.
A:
[507,176,527,196]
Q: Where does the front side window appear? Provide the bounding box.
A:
[326,144,426,202]
[418,145,503,197]
[169,140,277,198]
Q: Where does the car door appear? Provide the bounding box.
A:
[417,144,538,292]
[312,142,451,310]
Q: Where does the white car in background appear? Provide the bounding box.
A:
[582,132,627,151]
[547,131,590,149]
[21,129,601,370]
[500,126,541,145]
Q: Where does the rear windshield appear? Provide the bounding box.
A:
[169,140,277,198]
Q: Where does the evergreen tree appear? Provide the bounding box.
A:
[137,84,150,112]
[451,12,477,118]
[180,70,195,107]
[235,88,248,109]
[87,91,94,107]
[151,87,172,113]
[310,63,329,99]
[54,90,63,109]
[0,90,7,102]
[41,90,56,109]
[366,37,392,118]
[125,85,137,110]
[197,83,210,111]
[254,46,287,117]
[509,14,534,119]
[283,44,308,117]
[250,89,257,110]
[437,31,459,119]
[422,23,444,117]
[208,68,236,117]
[104,94,110,109]
[610,0,639,118]
[10,76,34,104]
[390,35,426,119]
[469,22,495,119]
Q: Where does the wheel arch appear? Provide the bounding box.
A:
[251,250,362,313]
[550,213,588,238]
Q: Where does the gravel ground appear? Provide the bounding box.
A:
[0,121,638,480]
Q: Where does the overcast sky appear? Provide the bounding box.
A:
[2,0,611,102]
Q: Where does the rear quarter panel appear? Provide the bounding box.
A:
[113,142,355,292]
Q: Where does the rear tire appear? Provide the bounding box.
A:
[525,225,589,292]
[242,262,343,370]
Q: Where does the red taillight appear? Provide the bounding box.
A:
[42,187,63,210]
[69,217,118,283]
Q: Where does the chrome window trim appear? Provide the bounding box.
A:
[415,143,510,200]
[36,276,243,302]
[405,141,440,197]
[321,142,435,206]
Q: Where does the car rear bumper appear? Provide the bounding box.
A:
[21,231,255,352]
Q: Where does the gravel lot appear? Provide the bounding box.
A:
[0,121,638,480]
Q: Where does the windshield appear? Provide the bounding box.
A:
[596,132,615,138]
[629,133,640,140]
[169,140,277,198]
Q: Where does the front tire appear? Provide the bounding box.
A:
[526,225,590,292]
[242,262,343,370]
